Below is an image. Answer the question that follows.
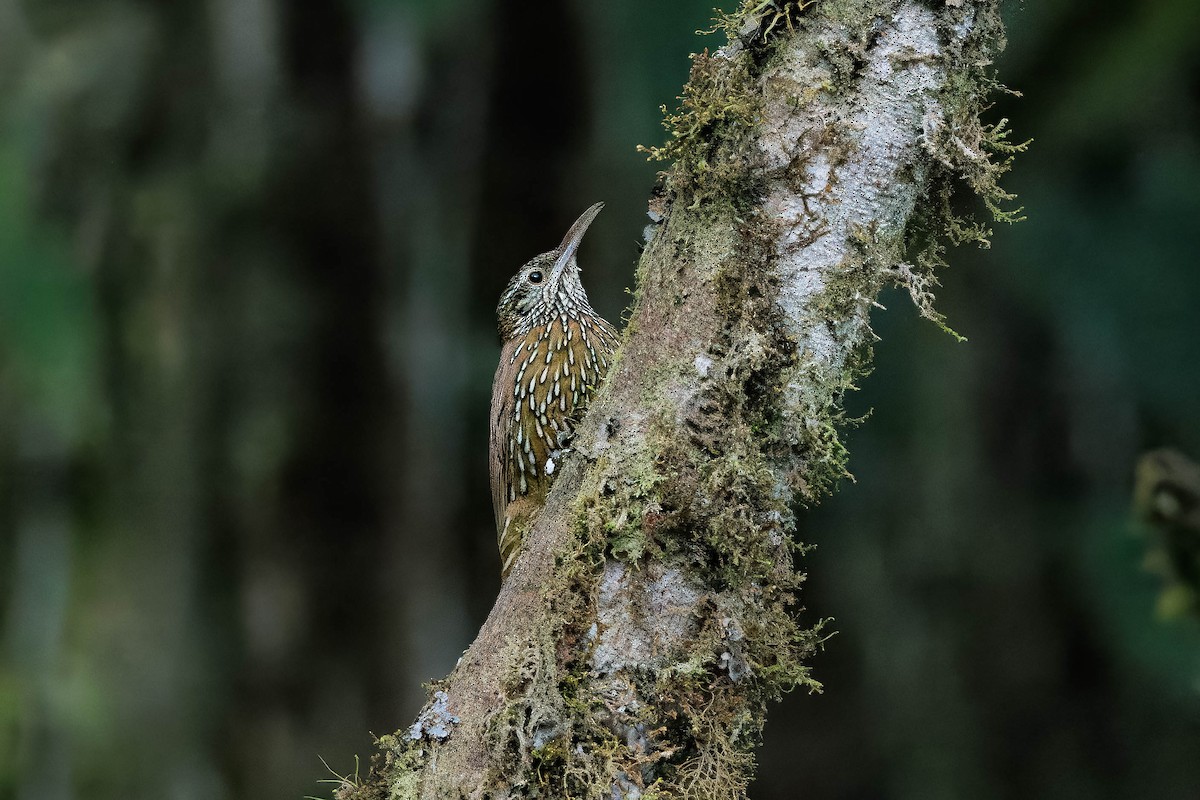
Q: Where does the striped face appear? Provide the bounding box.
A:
[496,251,572,340]
[496,201,606,340]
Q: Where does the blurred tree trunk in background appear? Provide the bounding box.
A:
[2,1,397,797]
[0,0,604,797]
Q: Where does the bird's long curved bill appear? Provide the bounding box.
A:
[549,202,604,285]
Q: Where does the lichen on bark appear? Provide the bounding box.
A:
[336,1,1018,798]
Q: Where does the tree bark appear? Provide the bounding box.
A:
[343,1,1012,797]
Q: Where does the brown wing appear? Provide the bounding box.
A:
[490,338,522,537]
[507,323,566,503]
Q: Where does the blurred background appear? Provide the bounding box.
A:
[0,0,1198,798]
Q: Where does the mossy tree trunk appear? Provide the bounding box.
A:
[343,1,1014,797]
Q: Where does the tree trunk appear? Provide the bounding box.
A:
[343,1,1014,797]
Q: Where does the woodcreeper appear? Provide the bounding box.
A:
[490,203,619,577]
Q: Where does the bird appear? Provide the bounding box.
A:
[490,202,620,578]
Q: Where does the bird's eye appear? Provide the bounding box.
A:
[528,270,543,284]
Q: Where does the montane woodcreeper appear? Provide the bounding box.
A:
[490,202,619,577]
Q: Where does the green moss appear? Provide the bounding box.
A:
[901,3,1028,337]
[557,377,822,796]
[334,735,428,800]
[715,0,820,43]
[569,206,825,798]
[638,48,760,204]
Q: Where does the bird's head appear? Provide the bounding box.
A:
[497,202,603,340]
